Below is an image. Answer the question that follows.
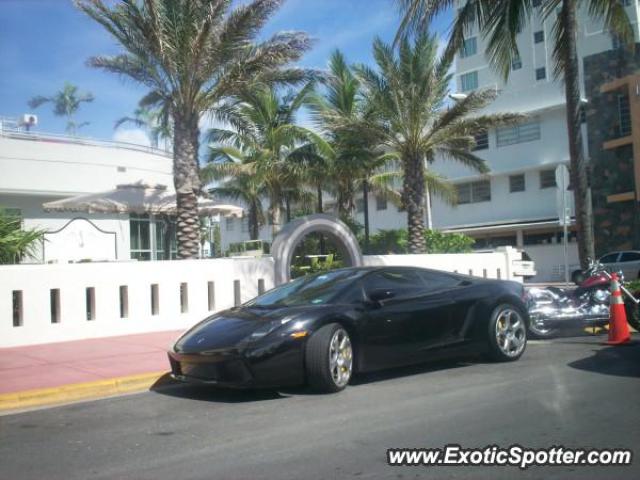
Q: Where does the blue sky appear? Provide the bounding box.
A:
[0,0,452,145]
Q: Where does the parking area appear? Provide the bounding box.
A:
[1,335,638,480]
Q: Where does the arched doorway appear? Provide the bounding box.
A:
[271,214,363,285]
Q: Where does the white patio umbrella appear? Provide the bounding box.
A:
[43,182,243,218]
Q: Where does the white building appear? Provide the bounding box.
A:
[424,0,640,280]
[0,121,176,263]
[210,1,640,280]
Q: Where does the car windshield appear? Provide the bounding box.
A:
[247,269,364,307]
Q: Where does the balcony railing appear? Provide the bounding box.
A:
[0,120,172,158]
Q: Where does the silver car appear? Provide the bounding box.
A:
[599,251,640,280]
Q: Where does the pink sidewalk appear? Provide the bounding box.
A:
[0,331,181,395]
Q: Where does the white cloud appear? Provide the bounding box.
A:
[113,128,150,146]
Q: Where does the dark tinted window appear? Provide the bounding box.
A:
[363,270,426,299]
[249,269,364,307]
[620,252,640,262]
[600,253,619,264]
[416,270,462,292]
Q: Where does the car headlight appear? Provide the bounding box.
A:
[249,318,292,340]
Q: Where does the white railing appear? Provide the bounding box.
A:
[0,127,171,158]
[1,249,522,348]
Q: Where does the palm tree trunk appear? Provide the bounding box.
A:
[316,184,323,213]
[285,194,291,223]
[404,157,426,253]
[249,203,260,240]
[362,179,370,254]
[173,115,201,259]
[560,0,595,268]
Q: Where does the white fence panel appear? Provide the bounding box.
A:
[0,257,274,348]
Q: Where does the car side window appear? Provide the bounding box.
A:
[600,253,619,264]
[620,252,640,262]
[416,270,462,292]
[363,270,426,299]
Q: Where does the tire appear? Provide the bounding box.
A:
[487,304,527,362]
[572,270,586,285]
[305,323,353,393]
[625,300,640,332]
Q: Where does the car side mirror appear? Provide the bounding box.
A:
[367,289,396,307]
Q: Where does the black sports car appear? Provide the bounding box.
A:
[168,266,529,393]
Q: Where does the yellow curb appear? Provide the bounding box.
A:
[0,370,168,412]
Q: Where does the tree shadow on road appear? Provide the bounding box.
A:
[568,342,640,378]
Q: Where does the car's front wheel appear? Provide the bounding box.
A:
[305,323,353,393]
[488,304,527,361]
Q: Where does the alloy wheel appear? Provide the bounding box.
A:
[329,329,352,388]
[495,308,526,357]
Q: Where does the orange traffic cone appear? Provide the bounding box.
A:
[607,273,631,345]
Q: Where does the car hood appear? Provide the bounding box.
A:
[173,305,328,354]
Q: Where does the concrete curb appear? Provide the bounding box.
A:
[0,370,168,413]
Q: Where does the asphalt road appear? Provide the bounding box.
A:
[1,335,639,480]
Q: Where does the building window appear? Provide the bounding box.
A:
[375,195,388,211]
[456,180,491,204]
[155,219,176,260]
[241,217,249,233]
[226,217,234,231]
[540,169,557,189]
[130,214,152,261]
[356,198,364,213]
[509,174,526,192]
[460,71,478,92]
[618,94,631,136]
[473,131,489,150]
[535,67,546,80]
[511,55,522,70]
[496,120,541,147]
[534,30,544,43]
[460,37,477,58]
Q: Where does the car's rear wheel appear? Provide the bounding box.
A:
[488,304,527,361]
[306,323,353,393]
[527,318,557,339]
[625,300,640,332]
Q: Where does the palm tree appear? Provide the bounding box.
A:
[0,209,45,264]
[115,106,171,149]
[217,176,265,240]
[204,82,329,236]
[309,50,401,250]
[28,82,94,135]
[396,0,633,267]
[76,0,312,259]
[352,34,523,253]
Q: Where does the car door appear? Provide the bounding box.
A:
[359,269,456,370]
[599,253,621,273]
[618,252,640,280]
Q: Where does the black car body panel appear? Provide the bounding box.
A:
[168,267,528,388]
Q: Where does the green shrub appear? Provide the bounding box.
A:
[365,228,474,254]
[0,209,45,264]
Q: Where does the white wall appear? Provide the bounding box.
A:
[1,250,522,347]
[0,135,172,197]
[1,257,275,348]
[364,247,522,282]
[0,193,130,263]
[523,242,579,284]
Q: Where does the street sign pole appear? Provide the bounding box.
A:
[556,165,571,284]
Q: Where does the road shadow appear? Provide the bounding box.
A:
[568,341,640,378]
[148,358,477,402]
[150,378,288,403]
